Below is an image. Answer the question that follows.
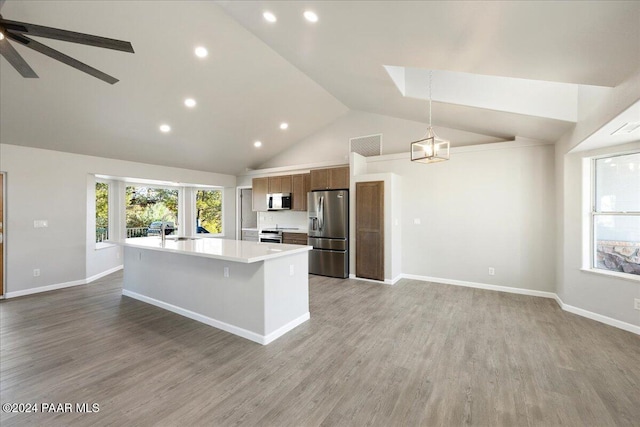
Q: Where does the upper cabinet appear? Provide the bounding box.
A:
[269,175,292,194]
[252,168,344,212]
[291,173,310,211]
[310,166,350,191]
[252,177,268,212]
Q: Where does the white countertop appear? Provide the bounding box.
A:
[112,237,311,263]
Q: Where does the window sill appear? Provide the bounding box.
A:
[95,242,116,250]
[580,268,640,283]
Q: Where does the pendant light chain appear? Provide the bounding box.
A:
[428,69,432,127]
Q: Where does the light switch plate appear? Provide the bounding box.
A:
[634,298,640,311]
[34,220,48,228]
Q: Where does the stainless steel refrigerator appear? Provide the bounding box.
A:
[308,190,349,278]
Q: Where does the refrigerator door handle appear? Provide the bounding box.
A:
[318,196,324,230]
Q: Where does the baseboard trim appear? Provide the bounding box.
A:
[554,295,640,335]
[401,274,557,299]
[263,312,311,345]
[5,278,86,298]
[4,265,124,299]
[348,273,402,285]
[86,265,123,284]
[122,289,308,345]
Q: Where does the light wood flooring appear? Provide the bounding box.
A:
[1,272,639,426]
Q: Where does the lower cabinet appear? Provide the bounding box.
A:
[242,230,259,242]
[282,232,308,245]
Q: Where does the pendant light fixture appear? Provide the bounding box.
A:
[410,70,450,163]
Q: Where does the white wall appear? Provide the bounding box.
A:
[259,110,504,169]
[365,140,556,292]
[0,144,236,295]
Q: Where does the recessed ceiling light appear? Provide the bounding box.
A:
[254,141,262,148]
[159,124,171,133]
[194,46,208,58]
[304,11,318,22]
[263,11,277,23]
[280,122,289,130]
[184,98,196,108]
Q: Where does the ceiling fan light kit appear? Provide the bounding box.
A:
[0,13,134,84]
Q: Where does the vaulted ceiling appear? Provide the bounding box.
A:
[1,1,638,175]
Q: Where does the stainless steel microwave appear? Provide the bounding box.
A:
[267,193,292,210]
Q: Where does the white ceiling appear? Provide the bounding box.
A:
[1,1,638,175]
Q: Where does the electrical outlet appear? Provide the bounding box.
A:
[413,218,421,225]
[33,220,48,228]
[116,251,120,259]
[224,266,229,278]
[33,269,40,277]
[488,267,495,276]
[634,298,640,311]
[289,265,294,276]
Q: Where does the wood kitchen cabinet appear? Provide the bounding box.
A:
[310,166,350,191]
[252,177,268,212]
[268,175,292,194]
[291,173,310,211]
[355,181,384,281]
[282,232,308,245]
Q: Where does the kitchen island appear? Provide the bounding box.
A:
[116,237,312,345]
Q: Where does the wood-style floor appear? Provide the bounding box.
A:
[1,272,639,426]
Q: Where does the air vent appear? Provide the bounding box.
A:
[349,134,382,157]
[611,121,640,136]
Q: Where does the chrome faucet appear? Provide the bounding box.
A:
[160,214,170,245]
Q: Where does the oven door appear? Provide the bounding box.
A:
[259,235,282,243]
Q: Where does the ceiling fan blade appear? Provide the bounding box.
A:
[0,38,38,77]
[6,32,119,84]
[0,18,134,53]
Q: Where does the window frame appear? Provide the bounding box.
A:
[194,187,224,237]
[125,183,182,238]
[95,178,113,249]
[588,151,640,281]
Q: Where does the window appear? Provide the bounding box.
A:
[126,186,179,238]
[195,189,223,235]
[95,182,109,243]
[592,152,640,276]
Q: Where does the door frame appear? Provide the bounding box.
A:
[235,185,252,240]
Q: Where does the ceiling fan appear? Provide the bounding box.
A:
[0,1,134,84]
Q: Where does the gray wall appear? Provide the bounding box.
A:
[365,141,556,292]
[556,140,640,327]
[0,143,236,295]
